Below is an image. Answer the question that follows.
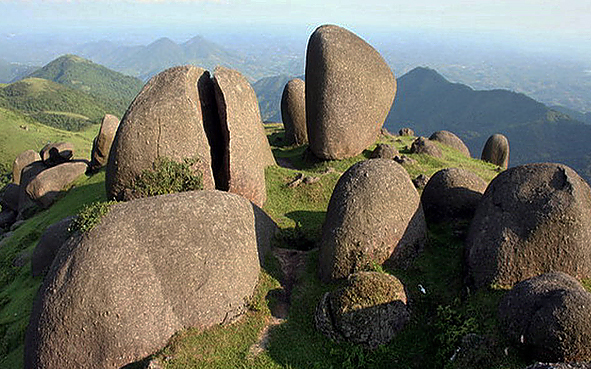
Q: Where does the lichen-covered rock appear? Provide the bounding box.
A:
[315,271,409,348]
[481,133,509,169]
[39,142,74,167]
[89,114,120,173]
[31,216,75,277]
[499,272,591,362]
[369,143,398,159]
[281,78,307,145]
[26,161,88,208]
[25,190,277,369]
[12,149,40,185]
[429,130,470,157]
[421,168,487,223]
[213,66,275,207]
[466,163,591,288]
[410,137,443,158]
[106,65,217,200]
[305,24,396,160]
[318,159,426,282]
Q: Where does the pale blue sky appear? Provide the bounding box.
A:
[1,0,590,47]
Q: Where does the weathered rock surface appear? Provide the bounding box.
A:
[13,150,40,185]
[315,271,409,348]
[499,272,591,362]
[1,183,20,212]
[318,159,426,282]
[526,363,591,369]
[17,161,47,219]
[281,78,307,145]
[410,137,443,158]
[106,65,217,200]
[89,114,120,173]
[39,142,74,167]
[213,66,275,207]
[31,216,75,277]
[399,128,414,136]
[421,168,487,223]
[305,24,396,160]
[412,174,430,190]
[466,163,591,288]
[26,161,88,208]
[369,143,398,159]
[25,190,277,369]
[481,133,509,169]
[429,130,471,157]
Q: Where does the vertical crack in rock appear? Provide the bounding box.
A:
[211,73,231,191]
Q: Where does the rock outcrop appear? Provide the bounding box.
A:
[12,150,40,185]
[318,159,426,282]
[481,133,509,169]
[429,130,470,157]
[213,66,275,207]
[499,272,591,362]
[31,216,75,277]
[26,161,88,208]
[39,142,74,167]
[106,66,217,200]
[305,24,396,160]
[25,190,277,369]
[421,168,487,223]
[281,78,307,145]
[315,271,409,348]
[466,163,591,288]
[89,114,120,173]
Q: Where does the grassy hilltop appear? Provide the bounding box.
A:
[0,123,546,369]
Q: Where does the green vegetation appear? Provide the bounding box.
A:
[0,107,96,173]
[27,54,143,115]
[0,124,538,368]
[130,157,204,198]
[69,200,117,234]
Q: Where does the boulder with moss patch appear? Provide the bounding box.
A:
[315,271,409,348]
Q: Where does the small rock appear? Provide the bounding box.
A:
[369,143,399,159]
[399,128,415,136]
[412,174,429,190]
[394,155,417,166]
[410,137,443,158]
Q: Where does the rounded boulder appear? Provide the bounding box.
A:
[466,163,591,288]
[39,142,74,167]
[31,216,74,277]
[12,149,40,185]
[25,161,88,208]
[24,190,277,369]
[410,137,443,158]
[421,168,487,223]
[305,24,396,160]
[429,130,471,157]
[499,272,591,362]
[281,78,307,145]
[315,271,409,348]
[481,133,509,169]
[318,159,426,282]
[369,143,399,159]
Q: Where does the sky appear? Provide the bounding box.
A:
[1,0,590,45]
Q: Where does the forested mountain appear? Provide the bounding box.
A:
[253,74,294,122]
[0,58,38,83]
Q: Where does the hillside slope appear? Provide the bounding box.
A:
[25,54,143,115]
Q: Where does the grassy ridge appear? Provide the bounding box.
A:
[0,125,530,368]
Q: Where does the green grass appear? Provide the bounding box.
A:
[0,124,533,368]
[0,107,97,174]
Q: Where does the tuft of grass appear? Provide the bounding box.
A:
[69,200,117,234]
[130,157,204,198]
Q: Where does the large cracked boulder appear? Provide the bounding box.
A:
[499,272,591,362]
[31,216,75,277]
[315,271,409,348]
[429,130,470,157]
[481,133,509,169]
[318,159,426,282]
[24,190,277,369]
[281,78,307,146]
[213,66,275,207]
[305,24,396,160]
[466,163,591,288]
[39,142,74,167]
[12,150,40,185]
[89,114,120,173]
[26,161,88,208]
[106,65,218,200]
[421,168,487,223]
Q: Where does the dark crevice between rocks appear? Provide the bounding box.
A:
[211,73,231,191]
[197,71,228,191]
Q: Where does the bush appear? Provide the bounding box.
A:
[130,157,204,198]
[69,201,117,233]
